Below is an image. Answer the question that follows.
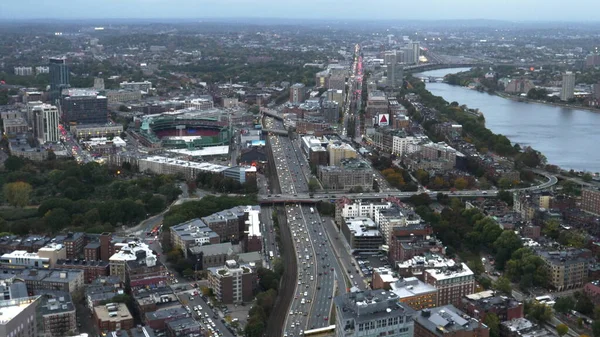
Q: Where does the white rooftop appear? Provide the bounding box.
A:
[167,145,229,157]
[245,206,262,238]
[142,156,229,173]
[425,263,474,281]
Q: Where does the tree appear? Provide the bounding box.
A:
[454,177,469,190]
[484,313,501,337]
[593,321,600,337]
[497,190,513,206]
[583,173,593,182]
[553,297,576,314]
[494,231,523,270]
[493,276,512,294]
[556,324,569,337]
[44,208,71,233]
[526,301,553,324]
[3,182,33,207]
[307,178,319,193]
[543,219,560,240]
[498,178,513,190]
[3,156,25,172]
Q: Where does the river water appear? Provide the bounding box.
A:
[415,68,600,172]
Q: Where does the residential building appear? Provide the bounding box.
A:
[341,217,384,251]
[105,90,142,103]
[55,259,109,284]
[423,263,475,307]
[32,104,60,144]
[38,293,77,337]
[501,318,540,337]
[582,188,600,215]
[366,91,389,127]
[188,242,233,270]
[504,79,534,94]
[389,226,443,265]
[413,305,489,337]
[36,66,50,74]
[318,158,373,191]
[202,206,249,242]
[166,317,201,337]
[94,303,134,333]
[584,280,600,305]
[62,232,85,259]
[1,111,29,134]
[389,276,438,311]
[108,241,159,283]
[461,290,524,321]
[561,72,575,101]
[290,83,306,104]
[535,248,590,291]
[61,89,108,125]
[14,66,33,76]
[0,296,40,337]
[84,243,101,261]
[242,205,262,253]
[49,57,69,101]
[207,260,254,304]
[327,142,358,166]
[334,289,415,337]
[126,257,167,290]
[170,219,220,254]
[11,268,84,293]
[375,204,421,245]
[144,306,188,331]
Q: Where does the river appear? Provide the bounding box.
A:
[415,68,600,172]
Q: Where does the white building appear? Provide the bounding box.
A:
[392,136,418,156]
[182,98,214,110]
[375,205,421,244]
[36,66,50,74]
[14,66,33,76]
[340,201,393,221]
[119,81,153,92]
[0,250,50,269]
[32,104,60,143]
[109,241,157,281]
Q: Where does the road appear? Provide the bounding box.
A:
[323,217,368,291]
[175,287,235,337]
[260,205,281,268]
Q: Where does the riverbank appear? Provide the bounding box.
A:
[494,91,600,113]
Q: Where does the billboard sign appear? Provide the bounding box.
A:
[378,114,390,126]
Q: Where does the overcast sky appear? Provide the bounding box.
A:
[2,0,599,21]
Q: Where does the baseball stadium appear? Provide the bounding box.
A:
[138,111,231,149]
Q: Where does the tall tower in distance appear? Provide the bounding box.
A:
[49,57,69,101]
[561,71,575,101]
[411,42,420,65]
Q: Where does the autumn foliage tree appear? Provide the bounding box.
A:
[3,181,33,207]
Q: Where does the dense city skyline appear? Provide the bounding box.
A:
[3,0,600,21]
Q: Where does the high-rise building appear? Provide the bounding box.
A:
[387,61,404,88]
[32,104,60,144]
[61,89,108,125]
[14,66,33,76]
[0,295,41,337]
[290,83,306,104]
[334,289,415,337]
[561,71,575,101]
[49,57,69,101]
[535,248,590,291]
[582,188,600,215]
[411,42,421,65]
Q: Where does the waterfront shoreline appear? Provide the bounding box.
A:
[494,92,600,113]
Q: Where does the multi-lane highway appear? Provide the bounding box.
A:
[269,131,351,335]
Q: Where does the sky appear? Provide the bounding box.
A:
[2,0,600,21]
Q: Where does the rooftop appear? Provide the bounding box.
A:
[414,305,483,336]
[425,263,474,281]
[0,296,39,325]
[94,303,133,322]
[188,242,233,256]
[141,156,229,173]
[335,290,415,323]
[38,292,76,316]
[345,217,382,237]
[390,277,438,299]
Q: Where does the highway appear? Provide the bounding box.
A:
[260,206,281,268]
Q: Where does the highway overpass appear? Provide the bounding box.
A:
[258,171,558,204]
